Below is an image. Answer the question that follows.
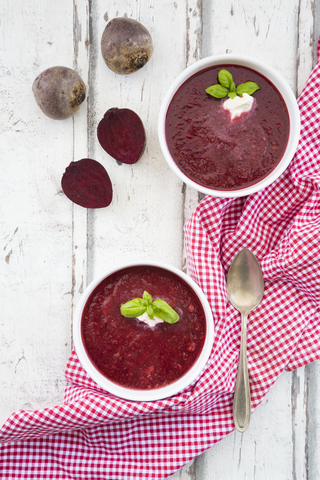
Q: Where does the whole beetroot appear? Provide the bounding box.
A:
[101,17,153,75]
[32,66,86,120]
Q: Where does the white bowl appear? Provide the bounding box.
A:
[158,54,301,198]
[73,261,214,402]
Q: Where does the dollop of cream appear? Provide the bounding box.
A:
[223,93,254,120]
[137,311,164,328]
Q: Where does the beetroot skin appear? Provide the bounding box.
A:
[97,108,145,164]
[61,159,113,208]
[32,66,86,120]
[101,17,153,75]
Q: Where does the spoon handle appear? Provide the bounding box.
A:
[233,312,251,432]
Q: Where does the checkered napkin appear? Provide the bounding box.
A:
[1,50,320,480]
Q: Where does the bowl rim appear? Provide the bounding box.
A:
[158,53,301,198]
[73,261,214,402]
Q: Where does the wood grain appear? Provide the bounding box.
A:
[0,1,319,479]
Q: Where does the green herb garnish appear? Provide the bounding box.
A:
[120,291,179,324]
[205,68,260,99]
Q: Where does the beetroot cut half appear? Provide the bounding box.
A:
[97,108,145,164]
[61,158,113,208]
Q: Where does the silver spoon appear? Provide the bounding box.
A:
[227,248,264,433]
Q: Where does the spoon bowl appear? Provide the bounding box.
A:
[227,248,264,432]
[227,250,264,313]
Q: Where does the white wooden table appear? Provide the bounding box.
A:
[1,1,320,478]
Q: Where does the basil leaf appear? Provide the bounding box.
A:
[236,81,260,96]
[121,298,146,318]
[152,300,180,324]
[228,91,237,99]
[143,291,153,305]
[205,84,229,98]
[147,304,154,319]
[230,81,236,92]
[218,69,234,89]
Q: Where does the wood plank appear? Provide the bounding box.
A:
[0,1,75,424]
[306,360,320,480]
[296,0,316,94]
[86,0,187,282]
[183,0,204,276]
[71,0,90,332]
[291,369,308,480]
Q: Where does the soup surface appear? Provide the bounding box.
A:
[81,265,207,390]
[165,65,290,190]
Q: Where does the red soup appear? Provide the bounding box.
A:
[81,265,207,390]
[165,65,290,190]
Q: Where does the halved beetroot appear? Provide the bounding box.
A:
[97,108,145,164]
[61,158,113,208]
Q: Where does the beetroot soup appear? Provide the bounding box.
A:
[165,65,290,190]
[81,265,206,390]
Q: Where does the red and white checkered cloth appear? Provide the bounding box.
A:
[1,46,320,479]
